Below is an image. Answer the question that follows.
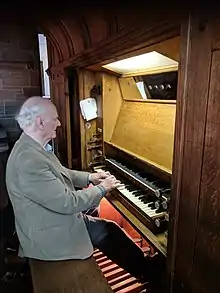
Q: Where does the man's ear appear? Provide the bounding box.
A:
[35,115,44,129]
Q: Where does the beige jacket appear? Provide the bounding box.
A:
[6,133,103,260]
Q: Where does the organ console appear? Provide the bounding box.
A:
[82,39,179,291]
[90,67,177,258]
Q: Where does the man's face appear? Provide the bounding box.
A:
[39,104,61,141]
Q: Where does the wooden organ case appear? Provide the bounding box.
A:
[78,36,179,292]
[95,72,176,256]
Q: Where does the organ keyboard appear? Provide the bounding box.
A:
[94,144,171,256]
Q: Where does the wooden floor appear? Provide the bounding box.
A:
[93,248,149,293]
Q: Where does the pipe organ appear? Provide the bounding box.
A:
[93,72,176,258]
[77,36,180,292]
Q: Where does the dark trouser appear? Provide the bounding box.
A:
[0,150,10,278]
[0,151,9,210]
[83,215,152,281]
[0,202,15,278]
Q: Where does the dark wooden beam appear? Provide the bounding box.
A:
[168,12,213,293]
[47,20,180,72]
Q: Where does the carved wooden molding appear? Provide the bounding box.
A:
[48,67,65,84]
[48,20,180,71]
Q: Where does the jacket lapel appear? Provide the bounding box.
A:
[18,133,71,181]
[45,151,71,181]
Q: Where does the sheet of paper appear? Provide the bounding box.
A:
[79,97,98,121]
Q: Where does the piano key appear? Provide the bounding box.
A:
[111,159,171,190]
[116,186,164,219]
[94,167,165,220]
[106,158,161,196]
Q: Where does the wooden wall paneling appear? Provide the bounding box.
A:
[64,72,72,169]
[110,101,176,173]
[167,13,191,292]
[118,77,142,100]
[93,71,103,160]
[78,69,89,170]
[50,68,68,166]
[75,15,92,49]
[210,13,220,51]
[102,73,123,143]
[78,69,86,169]
[57,75,67,163]
[40,23,64,65]
[78,69,99,170]
[153,36,180,62]
[168,13,213,293]
[80,9,109,45]
[60,17,85,54]
[82,70,104,166]
[84,70,98,169]
[115,36,180,66]
[58,20,75,57]
[191,18,220,293]
[114,5,180,33]
[104,8,119,36]
[66,68,82,170]
[42,20,71,61]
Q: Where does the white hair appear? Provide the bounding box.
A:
[15,97,47,129]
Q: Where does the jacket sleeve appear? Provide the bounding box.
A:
[63,167,90,188]
[17,156,103,215]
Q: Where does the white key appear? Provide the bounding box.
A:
[94,167,164,219]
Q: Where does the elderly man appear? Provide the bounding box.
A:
[6,96,163,286]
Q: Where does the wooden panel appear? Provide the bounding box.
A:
[82,9,109,45]
[154,36,180,62]
[118,77,142,100]
[110,100,176,173]
[106,194,167,256]
[64,78,72,169]
[102,73,123,142]
[169,13,213,293]
[50,68,69,166]
[167,14,192,288]
[30,257,113,293]
[78,69,103,169]
[86,37,180,74]
[59,17,84,54]
[191,50,220,293]
[78,69,97,169]
[49,20,180,70]
[211,17,220,51]
[108,36,180,65]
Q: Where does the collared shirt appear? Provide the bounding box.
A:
[44,143,53,152]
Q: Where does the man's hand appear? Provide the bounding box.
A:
[89,171,111,185]
[99,175,121,192]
